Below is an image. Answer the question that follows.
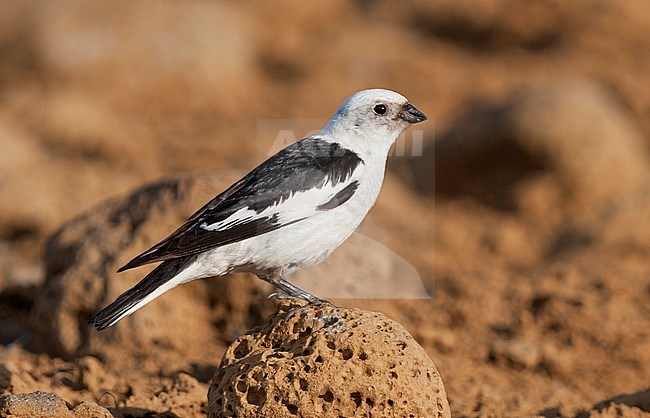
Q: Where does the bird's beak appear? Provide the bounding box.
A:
[399,103,427,124]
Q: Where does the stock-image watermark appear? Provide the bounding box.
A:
[256,118,430,159]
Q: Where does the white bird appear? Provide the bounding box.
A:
[88,89,427,330]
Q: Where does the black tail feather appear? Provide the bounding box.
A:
[88,256,194,330]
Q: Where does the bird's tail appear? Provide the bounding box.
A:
[88,256,194,330]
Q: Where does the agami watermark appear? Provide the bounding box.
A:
[256,118,430,159]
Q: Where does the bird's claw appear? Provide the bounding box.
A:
[268,291,293,300]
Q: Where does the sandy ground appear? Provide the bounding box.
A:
[1,1,649,417]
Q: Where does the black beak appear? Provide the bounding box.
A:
[399,103,427,123]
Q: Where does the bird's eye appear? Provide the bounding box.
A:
[373,104,387,115]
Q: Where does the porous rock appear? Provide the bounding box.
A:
[0,391,72,418]
[0,391,112,418]
[208,304,450,418]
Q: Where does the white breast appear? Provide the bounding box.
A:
[190,153,387,279]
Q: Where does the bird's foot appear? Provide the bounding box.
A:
[268,290,304,302]
[259,274,336,309]
[268,290,288,300]
[268,291,310,315]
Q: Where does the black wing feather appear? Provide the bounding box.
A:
[118,137,362,272]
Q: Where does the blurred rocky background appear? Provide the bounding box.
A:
[0,0,649,417]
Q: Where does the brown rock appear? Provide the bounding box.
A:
[582,404,648,418]
[382,0,569,50]
[71,401,113,418]
[414,80,650,216]
[0,391,74,418]
[207,304,450,418]
[29,171,242,358]
[0,391,112,418]
[580,390,650,418]
[507,81,649,213]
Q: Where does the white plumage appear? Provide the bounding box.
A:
[88,89,427,330]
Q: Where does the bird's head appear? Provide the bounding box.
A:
[322,89,427,151]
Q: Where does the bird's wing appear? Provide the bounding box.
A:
[118,137,364,271]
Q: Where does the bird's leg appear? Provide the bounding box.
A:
[277,276,329,305]
[259,274,301,302]
[258,274,330,305]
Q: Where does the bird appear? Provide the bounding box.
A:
[88,88,427,330]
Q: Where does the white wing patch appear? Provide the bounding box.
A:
[200,165,364,232]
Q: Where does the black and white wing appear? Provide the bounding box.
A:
[117,137,364,272]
